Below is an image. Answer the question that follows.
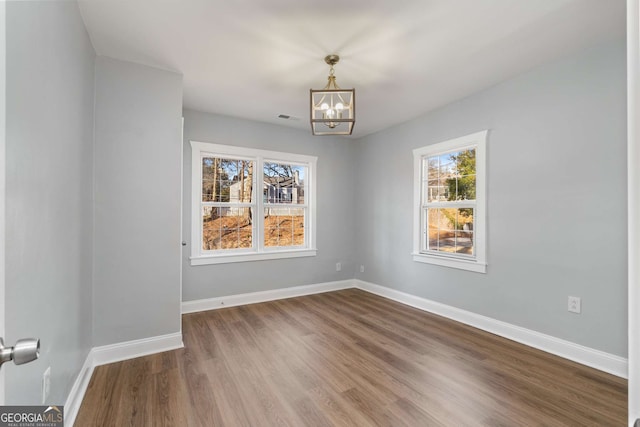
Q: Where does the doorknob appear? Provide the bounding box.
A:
[0,338,40,368]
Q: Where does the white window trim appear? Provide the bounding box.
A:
[412,130,488,273]
[190,141,317,266]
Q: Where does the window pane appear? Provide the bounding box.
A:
[425,178,439,202]
[426,208,440,250]
[202,157,217,202]
[425,155,451,202]
[427,207,474,255]
[452,174,476,200]
[202,157,254,203]
[450,148,476,201]
[439,153,455,177]
[202,206,253,250]
[455,230,474,255]
[264,207,304,247]
[263,162,306,204]
[426,156,439,180]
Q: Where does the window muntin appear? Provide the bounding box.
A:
[191,142,317,265]
[413,131,487,273]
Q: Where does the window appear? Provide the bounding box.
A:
[190,141,317,265]
[413,131,487,273]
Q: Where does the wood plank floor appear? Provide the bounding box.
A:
[75,289,627,426]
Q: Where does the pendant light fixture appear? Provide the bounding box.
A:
[310,55,355,136]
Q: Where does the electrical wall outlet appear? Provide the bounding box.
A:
[336,262,341,272]
[360,265,365,273]
[568,296,581,314]
[42,366,51,404]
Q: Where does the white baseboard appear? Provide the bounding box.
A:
[354,279,628,378]
[181,280,354,314]
[64,350,95,427]
[64,332,184,426]
[91,332,184,367]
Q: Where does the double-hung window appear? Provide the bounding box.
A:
[413,131,487,273]
[190,141,317,265]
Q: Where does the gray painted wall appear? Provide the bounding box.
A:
[354,40,627,356]
[182,110,357,301]
[6,1,95,404]
[93,57,183,346]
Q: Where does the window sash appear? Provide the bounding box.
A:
[200,154,257,254]
[421,206,476,256]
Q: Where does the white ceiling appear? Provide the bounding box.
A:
[78,0,625,138]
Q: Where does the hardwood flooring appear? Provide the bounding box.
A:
[75,289,627,426]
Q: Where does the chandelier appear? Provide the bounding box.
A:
[310,55,355,136]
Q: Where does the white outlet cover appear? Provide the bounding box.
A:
[336,262,341,271]
[568,296,581,314]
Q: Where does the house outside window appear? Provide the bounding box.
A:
[190,141,317,265]
[412,130,487,273]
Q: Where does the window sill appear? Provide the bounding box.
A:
[412,253,486,273]
[191,248,317,266]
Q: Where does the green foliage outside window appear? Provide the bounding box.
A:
[445,149,475,228]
